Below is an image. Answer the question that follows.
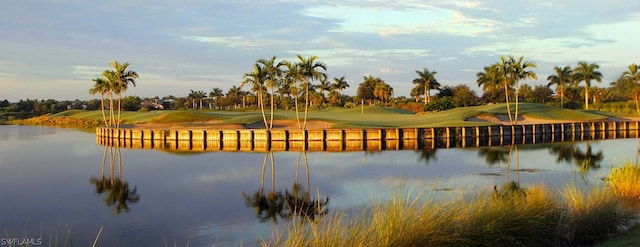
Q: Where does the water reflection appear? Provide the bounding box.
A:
[548,142,604,173]
[416,148,438,164]
[89,147,140,214]
[242,152,329,223]
[477,146,511,166]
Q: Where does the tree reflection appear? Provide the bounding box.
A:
[571,142,603,173]
[416,148,438,165]
[242,152,329,223]
[90,147,140,214]
[548,142,604,173]
[477,146,511,166]
[548,143,575,164]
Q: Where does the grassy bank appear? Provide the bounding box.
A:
[262,162,640,247]
[11,103,635,129]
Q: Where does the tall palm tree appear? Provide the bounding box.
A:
[104,61,138,128]
[89,77,110,127]
[101,70,119,127]
[284,62,303,128]
[241,64,268,128]
[547,66,573,108]
[258,56,286,129]
[296,55,326,129]
[209,87,224,109]
[412,68,439,104]
[495,56,516,123]
[621,63,640,115]
[573,61,603,110]
[511,56,537,125]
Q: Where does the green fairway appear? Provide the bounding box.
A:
[40,103,630,129]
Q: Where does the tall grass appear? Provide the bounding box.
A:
[606,162,640,200]
[558,185,636,245]
[261,177,640,247]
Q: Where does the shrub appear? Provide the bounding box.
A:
[606,162,640,200]
[343,102,357,109]
[558,185,636,245]
[426,97,455,112]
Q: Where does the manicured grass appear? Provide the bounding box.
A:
[18,103,634,129]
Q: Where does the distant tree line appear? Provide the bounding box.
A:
[2,58,638,123]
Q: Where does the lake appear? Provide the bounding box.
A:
[0,125,638,246]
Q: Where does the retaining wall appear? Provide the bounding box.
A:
[96,121,640,152]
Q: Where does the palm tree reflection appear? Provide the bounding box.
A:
[90,147,140,214]
[416,148,438,165]
[571,142,603,173]
[548,141,604,172]
[242,152,329,223]
[477,146,511,166]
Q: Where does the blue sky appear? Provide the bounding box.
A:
[1,0,638,102]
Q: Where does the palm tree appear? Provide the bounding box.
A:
[495,56,516,123]
[104,61,138,128]
[573,61,603,110]
[621,63,640,115]
[101,70,119,127]
[412,68,439,104]
[374,81,393,106]
[258,56,287,129]
[241,64,268,128]
[209,87,224,109]
[331,76,350,93]
[511,56,537,124]
[318,79,332,101]
[283,62,304,128]
[476,65,503,92]
[296,55,326,129]
[547,66,573,108]
[196,90,206,109]
[187,90,205,109]
[89,77,111,127]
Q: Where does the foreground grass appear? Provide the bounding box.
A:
[15,103,631,129]
[262,163,640,247]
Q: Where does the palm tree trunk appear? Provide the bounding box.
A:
[635,94,639,116]
[100,94,108,127]
[303,79,310,129]
[270,86,275,130]
[504,81,513,124]
[259,90,268,129]
[424,84,428,104]
[584,83,590,110]
[560,83,564,108]
[109,92,115,128]
[514,82,519,125]
[117,93,122,128]
[294,92,301,129]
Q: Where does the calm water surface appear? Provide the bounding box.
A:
[0,126,638,246]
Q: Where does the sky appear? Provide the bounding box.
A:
[1,0,639,102]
